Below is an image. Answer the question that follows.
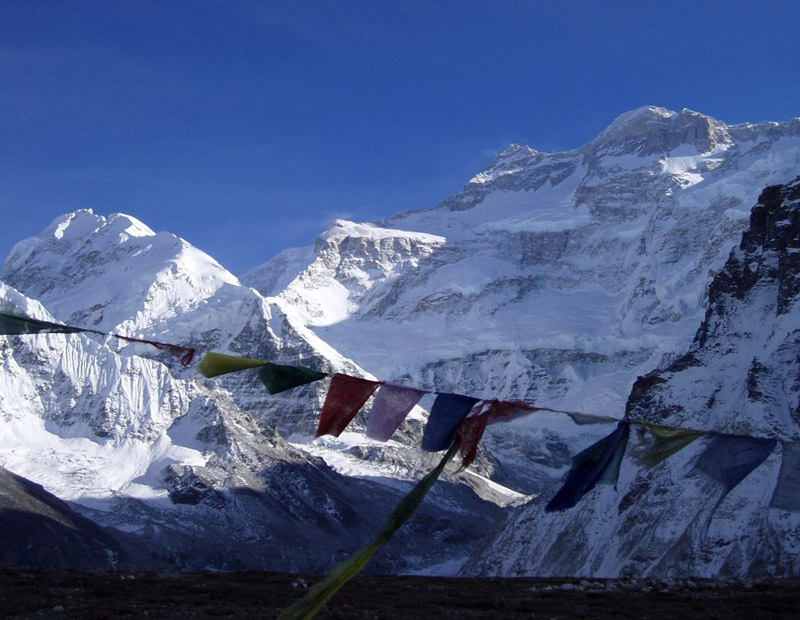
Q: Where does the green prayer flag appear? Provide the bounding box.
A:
[197,352,268,378]
[0,311,88,336]
[258,362,326,395]
[278,443,458,620]
[598,423,630,486]
[633,422,705,469]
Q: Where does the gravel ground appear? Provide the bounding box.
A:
[1,569,798,619]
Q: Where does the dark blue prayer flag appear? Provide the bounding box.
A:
[421,393,480,452]
[694,434,777,494]
[546,421,629,512]
[770,442,800,512]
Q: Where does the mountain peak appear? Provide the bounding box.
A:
[43,210,155,245]
[591,106,729,156]
[497,143,540,159]
[605,105,677,131]
[2,209,239,332]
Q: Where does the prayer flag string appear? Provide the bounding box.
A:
[3,313,798,620]
[277,443,459,620]
[0,311,196,367]
[194,350,796,490]
[0,315,789,483]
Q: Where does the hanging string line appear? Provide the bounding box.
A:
[1,312,789,441]
[3,312,797,619]
[0,311,196,367]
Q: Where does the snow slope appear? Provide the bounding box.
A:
[464,177,800,579]
[246,108,800,418]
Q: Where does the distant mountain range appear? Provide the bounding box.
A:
[1,106,798,577]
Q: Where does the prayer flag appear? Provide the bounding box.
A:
[455,400,537,470]
[1,312,195,365]
[421,392,480,452]
[546,421,630,512]
[454,414,489,472]
[197,352,267,377]
[316,374,381,437]
[694,434,777,493]
[484,399,539,425]
[114,335,196,367]
[0,311,90,336]
[365,383,425,441]
[633,423,705,469]
[770,441,800,512]
[598,423,630,486]
[278,443,458,620]
[259,362,327,395]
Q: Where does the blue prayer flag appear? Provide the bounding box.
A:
[694,434,777,494]
[421,393,480,452]
[546,421,629,512]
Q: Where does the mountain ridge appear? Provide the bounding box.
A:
[1,106,799,577]
[464,176,800,579]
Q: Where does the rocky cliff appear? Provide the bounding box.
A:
[464,178,800,578]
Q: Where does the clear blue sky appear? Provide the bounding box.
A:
[2,0,799,274]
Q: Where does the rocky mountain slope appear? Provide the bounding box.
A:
[1,106,799,577]
[245,106,800,493]
[463,177,800,579]
[0,465,153,570]
[0,215,503,573]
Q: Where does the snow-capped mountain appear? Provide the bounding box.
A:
[247,107,800,413]
[245,106,800,494]
[0,214,504,573]
[464,177,800,578]
[1,210,363,436]
[1,106,799,577]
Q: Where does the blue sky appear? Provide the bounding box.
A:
[1,0,799,274]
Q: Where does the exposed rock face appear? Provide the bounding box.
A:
[464,178,800,579]
[627,177,800,439]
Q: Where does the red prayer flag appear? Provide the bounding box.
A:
[485,399,539,425]
[316,374,381,438]
[454,414,489,472]
[114,334,196,367]
[455,400,539,471]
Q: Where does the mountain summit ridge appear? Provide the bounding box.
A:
[244,107,800,415]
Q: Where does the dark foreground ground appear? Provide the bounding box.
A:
[1,569,798,619]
